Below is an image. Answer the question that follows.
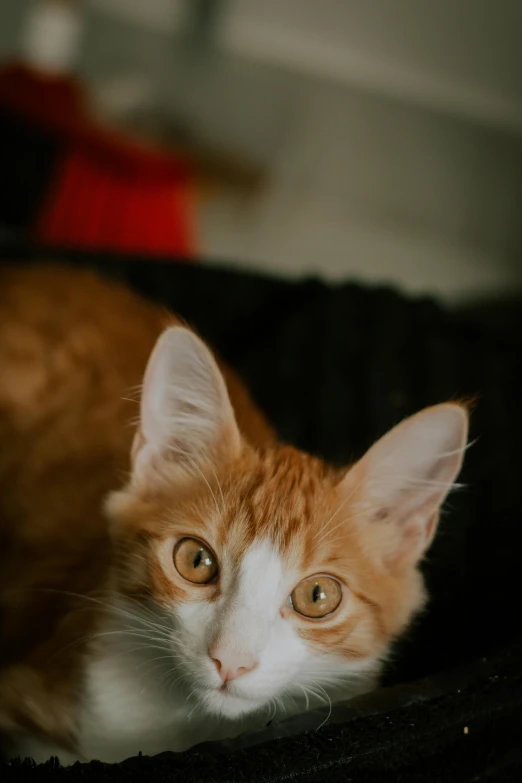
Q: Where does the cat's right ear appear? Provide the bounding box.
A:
[131,327,241,483]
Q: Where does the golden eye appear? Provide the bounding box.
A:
[174,538,218,584]
[290,576,342,619]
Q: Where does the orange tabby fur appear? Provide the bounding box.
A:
[0,263,467,759]
[0,263,273,746]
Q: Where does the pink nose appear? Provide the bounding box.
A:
[210,650,256,683]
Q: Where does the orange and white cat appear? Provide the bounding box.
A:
[0,264,468,764]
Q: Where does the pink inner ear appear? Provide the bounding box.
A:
[383,508,441,571]
[373,507,390,522]
[385,523,424,571]
[134,326,242,477]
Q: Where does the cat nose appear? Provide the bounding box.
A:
[210,650,257,683]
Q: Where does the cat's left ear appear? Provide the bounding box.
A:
[344,404,468,572]
[131,326,241,483]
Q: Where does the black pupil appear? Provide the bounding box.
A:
[312,584,321,602]
[193,549,203,569]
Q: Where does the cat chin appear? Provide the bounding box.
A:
[198,685,267,719]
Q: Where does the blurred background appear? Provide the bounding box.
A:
[0,0,521,304]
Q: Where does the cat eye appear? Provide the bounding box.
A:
[290,576,342,619]
[174,538,218,584]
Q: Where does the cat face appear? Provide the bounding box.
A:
[106,328,468,720]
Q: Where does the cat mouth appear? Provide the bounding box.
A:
[201,685,264,719]
[203,680,261,707]
[216,681,248,698]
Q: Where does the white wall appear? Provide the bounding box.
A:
[87,0,185,32]
[198,73,522,301]
[222,0,522,132]
[203,1,522,300]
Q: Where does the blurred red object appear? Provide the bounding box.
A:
[0,64,196,258]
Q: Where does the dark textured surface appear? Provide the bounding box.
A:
[1,241,521,781]
[0,112,60,231]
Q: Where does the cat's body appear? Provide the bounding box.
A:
[0,263,468,764]
[0,264,274,762]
